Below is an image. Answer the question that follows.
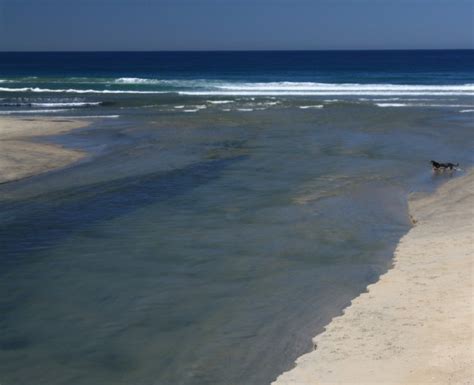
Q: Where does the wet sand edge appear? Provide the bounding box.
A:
[273,170,474,385]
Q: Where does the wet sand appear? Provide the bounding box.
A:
[0,117,89,184]
[273,171,474,385]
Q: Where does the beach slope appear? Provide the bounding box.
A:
[273,171,474,385]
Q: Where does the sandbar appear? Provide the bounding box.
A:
[0,117,89,184]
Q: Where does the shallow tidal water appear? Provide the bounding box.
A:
[1,105,472,385]
[0,51,473,385]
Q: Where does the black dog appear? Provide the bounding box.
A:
[431,160,459,171]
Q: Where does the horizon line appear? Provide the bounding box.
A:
[1,48,473,54]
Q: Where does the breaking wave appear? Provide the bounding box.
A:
[0,101,102,107]
[299,105,324,109]
[31,102,102,107]
[0,87,168,94]
[115,77,162,84]
[0,81,472,96]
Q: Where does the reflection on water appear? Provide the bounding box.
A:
[0,106,472,385]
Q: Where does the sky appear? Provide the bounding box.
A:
[0,0,473,51]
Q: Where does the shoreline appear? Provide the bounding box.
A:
[273,171,473,385]
[0,116,90,184]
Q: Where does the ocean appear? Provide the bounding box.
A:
[0,50,473,385]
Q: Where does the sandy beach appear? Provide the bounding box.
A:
[0,117,89,184]
[273,171,474,385]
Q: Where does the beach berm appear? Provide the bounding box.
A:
[273,171,474,385]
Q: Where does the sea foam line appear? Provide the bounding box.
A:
[215,82,474,92]
[113,78,219,88]
[299,105,324,109]
[2,78,474,93]
[376,103,474,108]
[30,102,102,107]
[1,82,473,96]
[180,91,474,96]
[0,109,71,114]
[115,77,162,84]
[0,87,168,94]
[0,101,102,107]
[207,100,234,104]
[375,103,410,107]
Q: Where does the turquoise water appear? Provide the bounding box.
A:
[0,51,473,385]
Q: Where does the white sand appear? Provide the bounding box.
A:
[273,171,474,385]
[0,117,89,184]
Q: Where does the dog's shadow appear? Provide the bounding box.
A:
[431,169,458,180]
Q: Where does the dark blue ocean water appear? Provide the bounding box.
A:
[1,50,473,82]
[0,51,473,385]
[1,50,473,117]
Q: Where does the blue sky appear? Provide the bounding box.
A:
[1,0,473,51]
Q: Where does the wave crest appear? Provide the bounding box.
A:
[1,81,473,97]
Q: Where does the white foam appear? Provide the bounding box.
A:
[372,98,454,102]
[215,82,474,92]
[115,77,161,84]
[376,103,474,108]
[264,101,280,106]
[207,100,234,104]
[0,109,70,114]
[460,109,474,113]
[237,108,253,112]
[114,78,219,88]
[376,103,409,107]
[184,109,198,113]
[0,87,168,94]
[180,90,474,96]
[174,105,185,109]
[30,102,102,107]
[56,115,120,118]
[179,82,474,96]
[299,105,324,109]
[436,104,474,108]
[2,81,473,97]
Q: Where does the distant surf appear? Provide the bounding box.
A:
[0,102,102,107]
[0,87,168,94]
[1,82,473,97]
